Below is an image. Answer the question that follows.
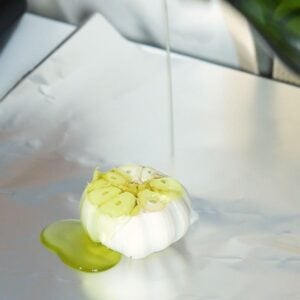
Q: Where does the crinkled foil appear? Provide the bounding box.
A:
[1,14,300,300]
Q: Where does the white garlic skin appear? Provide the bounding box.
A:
[80,164,195,259]
[81,193,192,258]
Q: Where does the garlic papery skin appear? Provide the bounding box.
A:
[80,165,196,259]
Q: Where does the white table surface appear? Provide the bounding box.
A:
[1,13,300,300]
[0,13,74,99]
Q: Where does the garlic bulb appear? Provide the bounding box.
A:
[80,164,195,259]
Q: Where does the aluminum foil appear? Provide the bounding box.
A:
[1,14,300,300]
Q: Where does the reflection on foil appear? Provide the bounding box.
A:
[80,247,190,300]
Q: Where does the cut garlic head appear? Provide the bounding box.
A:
[80,164,195,259]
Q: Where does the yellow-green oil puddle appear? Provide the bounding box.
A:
[41,220,121,272]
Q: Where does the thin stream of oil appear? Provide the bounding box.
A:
[163,0,175,174]
[41,2,175,272]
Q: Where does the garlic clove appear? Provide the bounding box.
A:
[99,192,137,217]
[138,189,166,212]
[125,183,138,195]
[103,169,130,186]
[92,169,104,181]
[119,164,143,183]
[140,166,162,182]
[86,179,111,192]
[149,177,183,194]
[87,186,122,206]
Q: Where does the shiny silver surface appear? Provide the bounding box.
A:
[1,14,300,300]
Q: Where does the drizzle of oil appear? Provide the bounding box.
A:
[41,220,121,272]
[162,0,175,174]
[41,1,174,274]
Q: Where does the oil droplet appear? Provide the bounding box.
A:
[41,220,121,272]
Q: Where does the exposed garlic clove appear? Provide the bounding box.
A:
[119,164,143,183]
[99,192,136,217]
[87,186,122,206]
[137,189,166,212]
[140,166,163,182]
